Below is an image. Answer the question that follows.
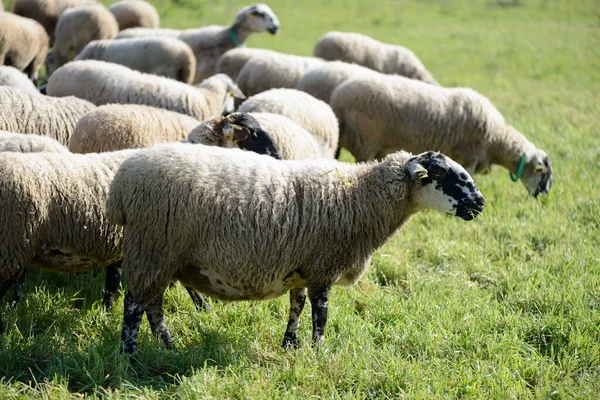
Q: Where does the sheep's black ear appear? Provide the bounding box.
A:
[237,127,282,160]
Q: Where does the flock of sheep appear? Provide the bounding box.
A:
[0,0,552,354]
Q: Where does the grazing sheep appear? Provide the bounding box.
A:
[12,0,98,39]
[236,54,326,98]
[331,76,553,196]
[238,89,339,158]
[0,86,96,145]
[109,0,159,30]
[297,60,382,103]
[0,66,39,94]
[314,32,438,85]
[46,5,119,75]
[107,145,484,353]
[0,130,68,152]
[70,104,200,153]
[117,4,280,83]
[0,12,49,81]
[75,38,196,84]
[216,47,281,80]
[47,60,243,120]
[189,112,325,160]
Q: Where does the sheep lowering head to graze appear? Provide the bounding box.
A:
[314,31,438,85]
[106,144,484,353]
[47,60,244,120]
[116,4,280,83]
[331,75,553,197]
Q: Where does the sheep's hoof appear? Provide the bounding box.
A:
[281,334,299,350]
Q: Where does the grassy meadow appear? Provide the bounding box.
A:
[1,0,599,397]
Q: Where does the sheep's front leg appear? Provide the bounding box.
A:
[184,286,211,312]
[146,293,174,350]
[309,286,331,344]
[282,287,308,349]
[121,292,145,354]
[102,263,122,310]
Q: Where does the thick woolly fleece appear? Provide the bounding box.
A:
[314,31,438,85]
[0,66,39,95]
[109,0,160,31]
[70,104,200,153]
[0,86,96,145]
[0,130,68,153]
[238,89,339,159]
[75,37,196,83]
[47,60,236,121]
[216,47,282,81]
[0,12,49,79]
[116,4,280,83]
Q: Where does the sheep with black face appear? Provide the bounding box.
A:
[106,146,484,353]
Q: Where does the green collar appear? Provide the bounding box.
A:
[229,29,243,48]
[510,153,526,182]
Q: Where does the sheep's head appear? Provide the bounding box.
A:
[45,50,60,77]
[236,4,280,34]
[520,149,553,197]
[403,151,484,220]
[221,113,282,159]
[197,74,245,115]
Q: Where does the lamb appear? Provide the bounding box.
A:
[216,47,281,80]
[0,130,68,152]
[330,76,553,196]
[12,0,98,39]
[46,5,119,75]
[238,89,339,158]
[69,104,200,153]
[106,145,484,353]
[0,86,96,145]
[0,66,39,94]
[116,4,280,83]
[314,32,438,85]
[0,12,49,81]
[188,112,325,160]
[236,54,326,98]
[75,38,196,83]
[296,60,383,103]
[47,60,243,120]
[109,0,159,30]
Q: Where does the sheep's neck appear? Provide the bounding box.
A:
[228,24,252,46]
[488,125,535,174]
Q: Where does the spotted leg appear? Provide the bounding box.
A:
[121,292,145,354]
[184,286,211,312]
[146,293,174,350]
[309,286,331,345]
[102,263,122,310]
[12,269,26,306]
[282,287,308,349]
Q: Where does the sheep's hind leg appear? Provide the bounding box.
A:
[102,263,122,310]
[309,285,331,346]
[146,293,174,350]
[121,291,145,354]
[12,270,26,306]
[282,287,308,349]
[184,286,211,312]
[1,270,23,334]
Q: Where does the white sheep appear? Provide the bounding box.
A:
[238,88,339,158]
[116,4,280,83]
[109,0,159,30]
[47,60,244,121]
[46,5,119,75]
[69,104,200,153]
[314,31,438,85]
[0,66,39,94]
[188,112,325,160]
[0,12,49,81]
[296,60,383,103]
[216,47,281,80]
[331,75,553,196]
[106,144,485,353]
[0,86,96,145]
[0,130,68,152]
[75,37,196,83]
[236,54,326,98]
[12,0,98,39]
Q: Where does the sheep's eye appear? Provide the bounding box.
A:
[428,166,447,179]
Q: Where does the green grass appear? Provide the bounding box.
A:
[1,0,600,398]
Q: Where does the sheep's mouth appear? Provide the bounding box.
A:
[268,26,279,34]
[456,200,484,221]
